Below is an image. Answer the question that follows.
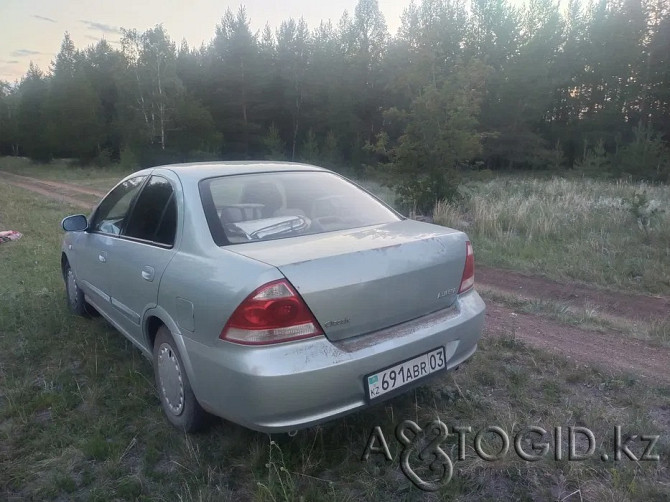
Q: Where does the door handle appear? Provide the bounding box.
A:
[98,251,107,263]
[141,266,155,282]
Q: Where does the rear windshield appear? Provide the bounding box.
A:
[199,171,401,245]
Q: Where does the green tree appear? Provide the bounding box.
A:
[82,40,127,158]
[263,123,286,160]
[46,33,104,162]
[121,25,182,151]
[300,128,319,163]
[208,7,262,156]
[375,60,490,213]
[306,21,355,162]
[0,81,20,156]
[17,63,51,161]
[322,130,341,168]
[615,123,670,181]
[643,9,670,140]
[348,0,389,146]
[4,0,669,178]
[171,94,220,158]
[276,18,311,160]
[574,138,611,175]
[575,0,647,146]
[392,0,469,93]
[474,0,564,169]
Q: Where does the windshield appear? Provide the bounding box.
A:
[199,171,401,245]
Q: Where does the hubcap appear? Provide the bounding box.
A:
[67,270,78,306]
[157,343,185,415]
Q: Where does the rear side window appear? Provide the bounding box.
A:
[91,176,146,235]
[199,171,400,245]
[124,176,177,246]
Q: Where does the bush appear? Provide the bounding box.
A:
[614,124,670,182]
[626,189,665,240]
[393,169,462,215]
[93,148,113,167]
[118,146,139,170]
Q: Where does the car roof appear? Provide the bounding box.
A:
[148,161,330,183]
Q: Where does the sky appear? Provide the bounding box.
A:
[0,0,416,82]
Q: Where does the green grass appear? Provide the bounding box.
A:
[434,175,670,296]
[1,181,669,500]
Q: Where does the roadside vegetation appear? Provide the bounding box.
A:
[1,182,669,500]
[434,175,670,296]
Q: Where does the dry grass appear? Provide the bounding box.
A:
[434,176,670,295]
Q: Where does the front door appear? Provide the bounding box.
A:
[76,175,148,317]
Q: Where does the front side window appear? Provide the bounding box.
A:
[200,171,400,245]
[124,176,177,246]
[91,176,146,235]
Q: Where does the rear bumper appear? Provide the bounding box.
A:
[185,290,485,433]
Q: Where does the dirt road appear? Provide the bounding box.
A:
[3,171,669,385]
[478,265,670,322]
[0,171,104,209]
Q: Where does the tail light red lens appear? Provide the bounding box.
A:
[221,279,324,345]
[458,241,475,293]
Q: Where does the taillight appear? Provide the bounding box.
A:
[458,241,475,293]
[220,279,324,345]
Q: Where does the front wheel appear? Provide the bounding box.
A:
[153,326,207,432]
[64,264,89,317]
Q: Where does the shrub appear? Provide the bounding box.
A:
[626,189,665,240]
[118,146,139,170]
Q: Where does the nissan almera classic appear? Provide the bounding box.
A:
[60,162,485,433]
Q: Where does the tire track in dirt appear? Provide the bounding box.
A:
[3,171,670,384]
[0,171,105,198]
[1,175,93,209]
[478,265,669,322]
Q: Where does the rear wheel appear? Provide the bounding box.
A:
[153,326,207,432]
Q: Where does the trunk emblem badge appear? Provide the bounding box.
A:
[324,318,350,328]
[437,288,457,299]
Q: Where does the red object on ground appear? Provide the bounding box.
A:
[0,230,22,244]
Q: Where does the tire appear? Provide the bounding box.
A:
[64,264,89,317]
[153,326,207,432]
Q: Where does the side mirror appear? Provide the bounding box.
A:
[61,214,88,232]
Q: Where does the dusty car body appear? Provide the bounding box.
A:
[60,162,485,432]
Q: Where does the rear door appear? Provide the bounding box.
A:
[104,173,180,347]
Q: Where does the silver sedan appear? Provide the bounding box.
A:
[60,162,485,433]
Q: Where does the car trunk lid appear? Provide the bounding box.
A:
[228,220,468,341]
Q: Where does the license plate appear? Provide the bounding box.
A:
[366,347,446,400]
